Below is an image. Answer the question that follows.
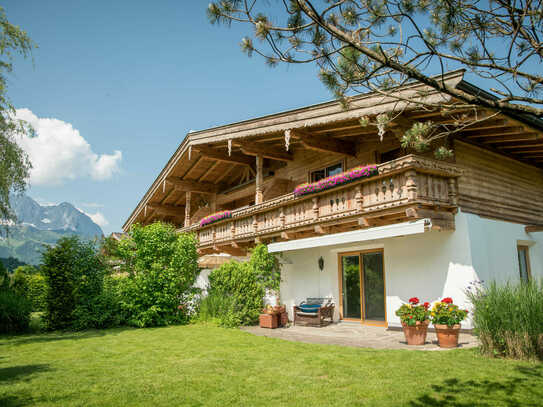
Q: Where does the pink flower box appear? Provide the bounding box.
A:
[199,210,232,227]
[293,164,378,197]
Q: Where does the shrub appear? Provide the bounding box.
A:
[249,244,281,292]
[26,273,47,312]
[208,261,265,327]
[467,280,543,360]
[116,223,199,327]
[41,236,115,330]
[0,289,32,333]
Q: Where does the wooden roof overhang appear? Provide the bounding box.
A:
[123,70,543,232]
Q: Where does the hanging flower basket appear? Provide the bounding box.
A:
[199,210,232,227]
[293,164,379,197]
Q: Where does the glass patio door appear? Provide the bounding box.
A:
[339,251,385,323]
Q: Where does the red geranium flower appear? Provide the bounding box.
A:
[409,297,419,305]
[441,297,453,304]
[423,302,430,309]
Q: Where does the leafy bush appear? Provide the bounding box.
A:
[249,244,281,292]
[208,261,265,327]
[41,236,118,330]
[116,223,199,327]
[26,273,47,312]
[0,289,32,333]
[467,280,543,360]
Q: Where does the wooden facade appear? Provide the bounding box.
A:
[123,71,543,255]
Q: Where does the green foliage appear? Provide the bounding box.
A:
[249,244,281,292]
[208,261,264,327]
[202,244,280,328]
[0,7,35,225]
[41,236,117,330]
[26,272,47,312]
[467,280,543,360]
[10,266,29,297]
[195,291,236,324]
[116,223,199,327]
[0,288,31,333]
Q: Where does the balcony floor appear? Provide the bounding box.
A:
[242,322,478,351]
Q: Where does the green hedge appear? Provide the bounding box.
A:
[0,289,32,333]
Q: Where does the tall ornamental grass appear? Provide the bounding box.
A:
[467,280,543,360]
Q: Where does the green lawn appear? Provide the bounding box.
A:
[1,324,542,406]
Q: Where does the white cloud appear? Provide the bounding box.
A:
[79,209,109,228]
[14,108,122,186]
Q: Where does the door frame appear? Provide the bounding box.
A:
[337,249,387,327]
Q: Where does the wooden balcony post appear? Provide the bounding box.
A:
[255,154,263,205]
[184,191,192,227]
[279,207,286,228]
[405,170,418,202]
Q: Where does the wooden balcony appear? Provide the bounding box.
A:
[178,155,463,255]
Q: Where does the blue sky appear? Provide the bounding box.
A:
[5,1,327,234]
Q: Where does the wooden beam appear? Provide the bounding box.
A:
[199,161,220,181]
[166,177,221,194]
[280,232,292,240]
[147,203,185,218]
[465,127,528,138]
[494,143,543,150]
[192,146,254,166]
[314,225,329,234]
[525,225,543,233]
[478,134,541,144]
[236,141,293,161]
[183,156,205,179]
[292,130,357,156]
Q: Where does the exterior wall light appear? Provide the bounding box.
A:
[318,256,324,271]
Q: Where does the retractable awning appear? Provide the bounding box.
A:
[267,219,431,253]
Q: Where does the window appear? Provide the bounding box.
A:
[310,162,343,183]
[517,245,531,282]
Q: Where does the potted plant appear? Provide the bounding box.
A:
[395,297,430,345]
[430,297,469,348]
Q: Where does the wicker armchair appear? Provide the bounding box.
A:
[293,297,335,327]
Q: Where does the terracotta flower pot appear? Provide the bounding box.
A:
[401,320,429,345]
[435,324,461,348]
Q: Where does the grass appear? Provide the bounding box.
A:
[1,324,542,406]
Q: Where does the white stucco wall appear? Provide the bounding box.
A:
[278,210,543,330]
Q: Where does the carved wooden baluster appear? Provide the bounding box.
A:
[280,207,285,228]
[212,226,216,244]
[448,178,458,206]
[355,185,363,211]
[252,215,258,233]
[231,222,235,238]
[405,170,418,202]
[312,197,319,219]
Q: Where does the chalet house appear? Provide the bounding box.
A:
[123,70,543,329]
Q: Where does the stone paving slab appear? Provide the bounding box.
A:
[241,322,479,351]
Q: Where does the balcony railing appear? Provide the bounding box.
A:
[178,155,463,248]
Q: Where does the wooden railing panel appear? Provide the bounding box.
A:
[179,155,463,248]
